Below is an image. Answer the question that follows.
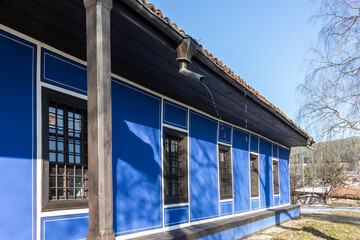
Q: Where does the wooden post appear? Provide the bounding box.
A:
[83,0,115,239]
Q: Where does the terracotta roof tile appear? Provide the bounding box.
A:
[138,0,311,139]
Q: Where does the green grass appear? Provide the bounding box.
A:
[257,213,360,240]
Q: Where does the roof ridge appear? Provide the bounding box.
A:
[139,0,311,139]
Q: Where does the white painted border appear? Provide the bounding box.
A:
[0,24,294,240]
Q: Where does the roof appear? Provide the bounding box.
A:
[139,0,312,142]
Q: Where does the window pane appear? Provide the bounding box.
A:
[163,129,188,205]
[273,160,279,195]
[219,145,232,200]
[250,153,259,198]
[47,100,88,201]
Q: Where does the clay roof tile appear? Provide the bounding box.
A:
[139,0,311,139]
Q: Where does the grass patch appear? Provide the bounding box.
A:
[256,214,360,240]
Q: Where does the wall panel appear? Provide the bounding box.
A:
[0,30,36,240]
[41,49,87,94]
[189,111,219,221]
[279,147,290,205]
[232,128,250,213]
[259,139,273,208]
[112,80,162,235]
[41,214,88,240]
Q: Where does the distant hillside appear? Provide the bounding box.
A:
[290,137,360,166]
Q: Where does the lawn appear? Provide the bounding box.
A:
[250,211,360,240]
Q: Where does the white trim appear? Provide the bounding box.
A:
[258,136,261,207]
[41,209,89,218]
[40,82,87,100]
[218,141,232,147]
[217,122,221,217]
[272,158,280,197]
[249,150,260,200]
[36,40,42,240]
[219,199,233,203]
[217,142,234,204]
[161,98,165,229]
[164,206,188,212]
[231,126,235,214]
[248,134,252,209]
[164,203,189,208]
[162,123,188,134]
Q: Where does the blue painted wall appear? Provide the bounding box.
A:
[198,208,300,240]
[164,206,189,227]
[163,100,188,129]
[112,80,162,235]
[250,134,259,153]
[218,123,232,144]
[41,214,88,240]
[0,30,36,240]
[274,196,280,206]
[279,147,290,205]
[189,111,219,221]
[220,202,233,216]
[259,139,273,208]
[41,49,87,94]
[232,128,250,213]
[251,199,260,210]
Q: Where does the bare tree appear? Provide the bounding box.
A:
[313,141,348,201]
[298,0,360,139]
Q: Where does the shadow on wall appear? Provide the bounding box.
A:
[113,120,162,234]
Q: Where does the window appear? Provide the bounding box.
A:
[163,128,188,205]
[250,153,259,198]
[42,88,88,211]
[273,159,279,195]
[218,145,233,200]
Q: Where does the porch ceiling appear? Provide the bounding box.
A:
[0,0,311,148]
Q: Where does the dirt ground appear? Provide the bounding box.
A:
[246,210,360,240]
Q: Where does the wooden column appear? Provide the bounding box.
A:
[84,0,115,239]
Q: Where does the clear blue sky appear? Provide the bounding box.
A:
[150,0,320,123]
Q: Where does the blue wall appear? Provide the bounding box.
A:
[41,49,87,94]
[164,206,189,227]
[220,202,233,216]
[218,123,232,144]
[232,128,250,213]
[198,208,300,240]
[112,80,162,235]
[163,100,188,129]
[41,214,88,240]
[0,30,36,240]
[259,139,273,208]
[279,147,290,205]
[189,111,219,221]
[0,28,294,239]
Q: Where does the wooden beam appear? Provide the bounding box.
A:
[84,0,115,239]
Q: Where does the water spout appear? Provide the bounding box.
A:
[179,62,205,82]
[176,37,205,82]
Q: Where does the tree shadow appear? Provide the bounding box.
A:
[276,224,339,240]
